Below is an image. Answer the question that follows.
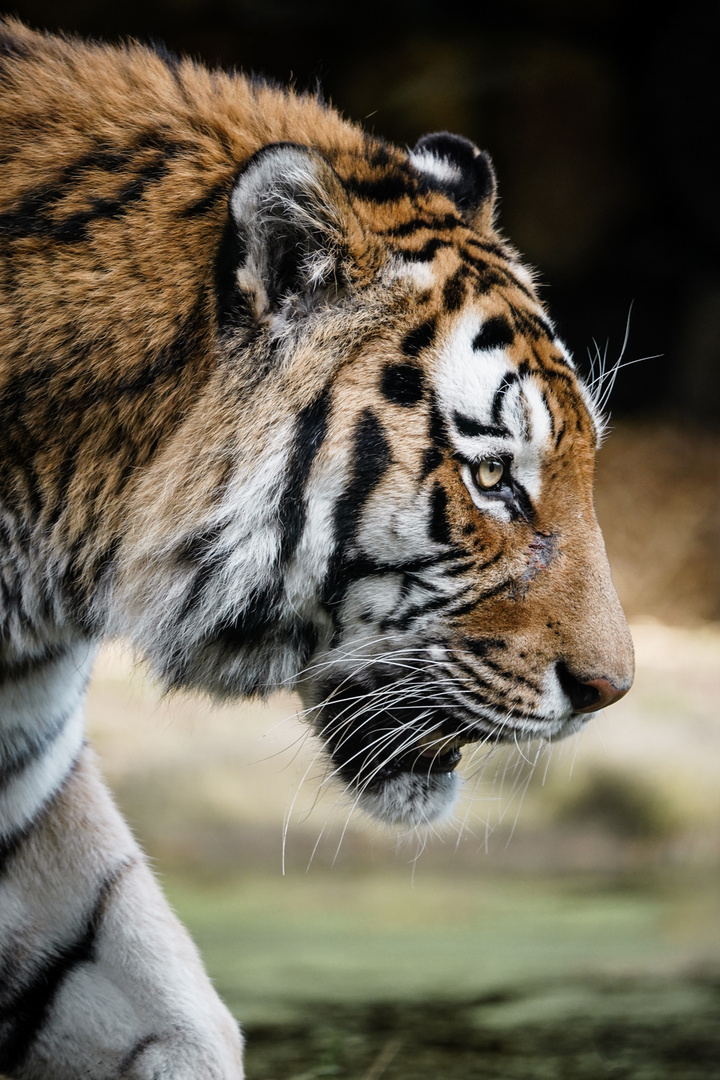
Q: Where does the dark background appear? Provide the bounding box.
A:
[4,0,719,427]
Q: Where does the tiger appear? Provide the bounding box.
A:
[0,16,634,1080]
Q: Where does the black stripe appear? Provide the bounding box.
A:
[365,141,393,168]
[118,1033,164,1074]
[512,306,557,342]
[464,236,510,259]
[0,644,68,685]
[428,399,451,449]
[56,155,179,243]
[441,655,499,697]
[545,398,557,444]
[0,132,184,244]
[439,595,482,619]
[0,147,132,236]
[420,444,443,479]
[475,577,515,602]
[491,371,519,425]
[443,680,546,727]
[381,212,461,238]
[472,316,515,352]
[451,652,533,698]
[179,179,230,219]
[179,387,332,634]
[468,265,514,295]
[277,386,333,566]
[380,581,475,632]
[0,861,132,1074]
[428,483,451,545]
[321,410,391,610]
[339,547,468,596]
[0,829,25,880]
[504,474,535,525]
[475,550,505,574]
[442,267,468,312]
[199,395,333,656]
[214,210,252,331]
[380,362,426,407]
[479,655,542,695]
[203,590,277,659]
[0,296,208,459]
[344,173,414,203]
[462,637,507,657]
[83,535,121,602]
[452,412,510,440]
[0,751,83,879]
[401,318,437,358]
[0,709,74,789]
[176,550,229,627]
[399,237,452,263]
[175,524,226,569]
[439,556,475,577]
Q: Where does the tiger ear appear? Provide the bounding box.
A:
[410,132,497,232]
[218,143,357,329]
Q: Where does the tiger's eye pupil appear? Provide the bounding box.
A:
[475,458,504,489]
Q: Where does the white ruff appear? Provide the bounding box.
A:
[0,704,85,840]
[0,643,94,839]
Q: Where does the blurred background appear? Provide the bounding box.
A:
[5,1,720,1075]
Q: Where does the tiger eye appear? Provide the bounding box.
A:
[473,458,505,489]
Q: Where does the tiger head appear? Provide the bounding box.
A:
[116,131,634,827]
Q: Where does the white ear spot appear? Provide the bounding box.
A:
[409,148,464,187]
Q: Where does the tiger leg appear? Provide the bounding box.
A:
[0,644,243,1080]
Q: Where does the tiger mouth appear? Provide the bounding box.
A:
[316,695,482,789]
[408,729,471,773]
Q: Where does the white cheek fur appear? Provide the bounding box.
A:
[435,314,555,505]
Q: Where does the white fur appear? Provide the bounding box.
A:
[358,768,460,826]
[435,310,555,509]
[0,645,94,841]
[408,148,463,186]
[0,705,84,840]
[383,256,438,291]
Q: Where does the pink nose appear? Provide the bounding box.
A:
[557,664,631,713]
[573,677,630,714]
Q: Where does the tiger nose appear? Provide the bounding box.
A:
[557,664,631,713]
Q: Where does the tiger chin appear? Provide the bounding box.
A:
[0,17,634,1080]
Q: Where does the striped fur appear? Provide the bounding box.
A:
[0,19,634,1077]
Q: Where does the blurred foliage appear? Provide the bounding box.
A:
[553,768,677,841]
[242,977,720,1079]
[6,0,720,426]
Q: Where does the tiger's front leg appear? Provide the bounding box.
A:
[0,644,243,1080]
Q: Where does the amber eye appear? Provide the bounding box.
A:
[473,457,505,490]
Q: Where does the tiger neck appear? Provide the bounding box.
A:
[0,640,95,843]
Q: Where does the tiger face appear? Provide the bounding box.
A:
[113,136,633,828]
